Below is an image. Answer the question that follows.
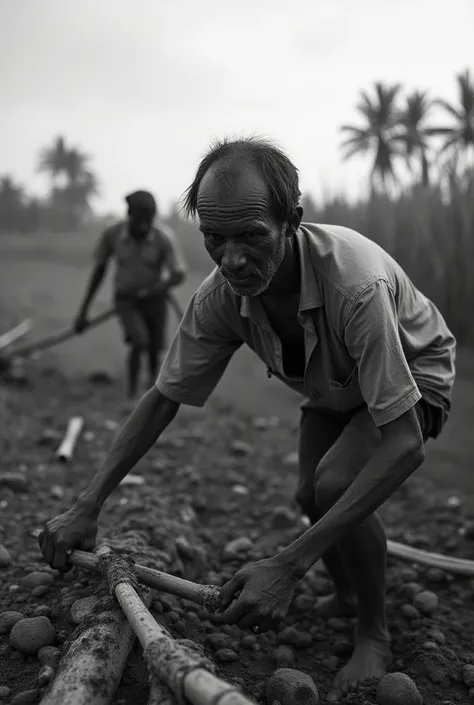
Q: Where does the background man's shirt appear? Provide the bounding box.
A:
[94,221,186,297]
[156,223,456,429]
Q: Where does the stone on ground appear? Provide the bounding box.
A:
[376,672,423,705]
[266,668,319,705]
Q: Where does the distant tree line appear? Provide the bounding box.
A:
[0,136,99,233]
[0,68,471,234]
[339,68,473,191]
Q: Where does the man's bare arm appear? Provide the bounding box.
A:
[77,262,108,318]
[78,386,179,514]
[277,408,425,577]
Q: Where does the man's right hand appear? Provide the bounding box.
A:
[39,504,98,572]
[73,313,89,334]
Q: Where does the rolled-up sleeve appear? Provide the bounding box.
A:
[344,279,421,426]
[155,292,243,406]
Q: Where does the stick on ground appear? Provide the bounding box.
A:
[0,319,32,352]
[29,530,222,611]
[56,416,84,463]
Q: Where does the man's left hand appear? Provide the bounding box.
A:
[219,556,300,632]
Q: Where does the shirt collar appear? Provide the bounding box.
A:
[239,225,323,320]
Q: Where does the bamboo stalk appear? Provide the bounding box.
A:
[386,539,474,576]
[0,319,32,351]
[56,416,85,463]
[114,580,255,705]
[5,309,115,360]
[2,292,182,364]
[29,529,222,611]
[40,545,151,705]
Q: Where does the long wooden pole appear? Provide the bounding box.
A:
[3,293,183,361]
[29,530,222,611]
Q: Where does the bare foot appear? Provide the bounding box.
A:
[326,638,392,702]
[315,592,358,619]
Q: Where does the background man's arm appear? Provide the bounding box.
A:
[76,228,114,319]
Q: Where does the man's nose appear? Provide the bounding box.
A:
[221,244,246,271]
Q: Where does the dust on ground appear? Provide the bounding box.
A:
[1,363,474,705]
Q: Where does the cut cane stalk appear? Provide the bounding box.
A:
[40,545,151,705]
[29,529,222,611]
[0,319,32,351]
[386,539,474,576]
[56,416,84,463]
[114,578,255,705]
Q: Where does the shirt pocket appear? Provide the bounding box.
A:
[326,366,364,412]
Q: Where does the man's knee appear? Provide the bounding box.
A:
[313,459,352,512]
[294,485,316,517]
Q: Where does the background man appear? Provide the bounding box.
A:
[74,190,186,397]
[40,139,455,701]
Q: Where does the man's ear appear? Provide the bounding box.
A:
[286,206,303,236]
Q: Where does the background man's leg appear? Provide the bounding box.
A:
[142,294,168,388]
[296,408,357,618]
[115,297,148,399]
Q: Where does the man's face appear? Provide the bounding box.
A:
[128,209,154,237]
[197,164,287,297]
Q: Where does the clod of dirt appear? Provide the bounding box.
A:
[9,616,56,655]
[70,595,99,624]
[0,611,24,634]
[19,572,54,590]
[376,672,423,705]
[272,646,296,667]
[11,688,40,704]
[265,668,319,704]
[0,544,12,568]
[0,472,28,493]
[223,536,253,560]
[463,664,474,688]
[277,626,312,649]
[413,590,439,615]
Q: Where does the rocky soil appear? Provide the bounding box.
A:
[1,362,474,704]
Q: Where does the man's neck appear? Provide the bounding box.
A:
[260,234,301,301]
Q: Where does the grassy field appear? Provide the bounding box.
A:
[1,227,474,498]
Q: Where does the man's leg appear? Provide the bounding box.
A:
[313,407,398,700]
[115,297,148,399]
[295,408,357,618]
[142,294,168,388]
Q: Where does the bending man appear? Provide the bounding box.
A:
[40,138,455,701]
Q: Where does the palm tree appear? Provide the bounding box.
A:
[429,68,474,167]
[396,90,434,187]
[37,135,69,186]
[340,82,403,192]
[0,176,26,231]
[63,147,91,186]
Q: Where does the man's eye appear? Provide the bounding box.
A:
[205,233,224,244]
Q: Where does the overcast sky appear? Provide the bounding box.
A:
[1,0,472,215]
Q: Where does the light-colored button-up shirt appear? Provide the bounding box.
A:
[156,223,456,427]
[94,221,186,296]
